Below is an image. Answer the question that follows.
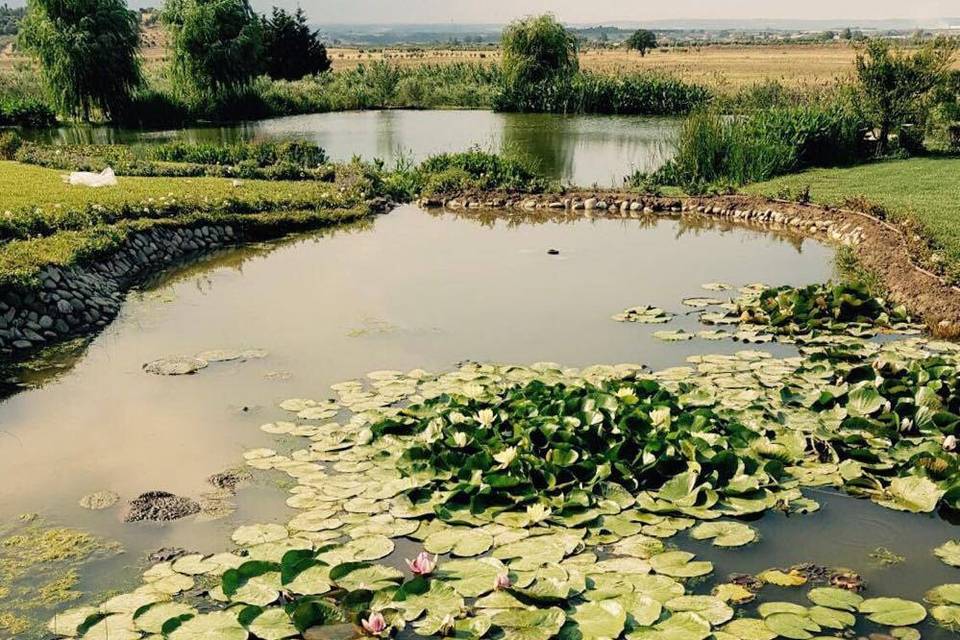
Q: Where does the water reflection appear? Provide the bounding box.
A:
[22,110,679,186]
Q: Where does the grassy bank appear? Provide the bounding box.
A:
[745,157,960,280]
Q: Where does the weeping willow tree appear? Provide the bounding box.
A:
[18,0,142,121]
[497,14,579,112]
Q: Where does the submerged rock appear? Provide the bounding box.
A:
[78,490,119,510]
[207,468,253,493]
[124,491,201,522]
[143,357,208,376]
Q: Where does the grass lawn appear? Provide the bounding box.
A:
[745,157,960,278]
[0,161,346,212]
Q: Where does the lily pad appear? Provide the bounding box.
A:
[689,522,756,547]
[169,611,247,640]
[858,598,927,626]
[873,476,944,513]
[806,587,863,612]
[649,551,713,578]
[569,599,627,640]
[247,608,298,640]
[425,527,494,557]
[935,540,960,567]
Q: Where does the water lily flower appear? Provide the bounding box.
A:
[494,573,512,590]
[526,502,551,524]
[476,408,495,427]
[438,615,457,636]
[494,446,517,469]
[650,407,672,429]
[406,551,437,576]
[448,411,467,425]
[944,435,958,452]
[362,612,388,636]
[421,418,443,444]
[453,432,469,448]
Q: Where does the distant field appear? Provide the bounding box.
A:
[327,44,869,88]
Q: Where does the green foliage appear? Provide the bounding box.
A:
[855,37,959,154]
[161,0,264,96]
[501,14,579,90]
[653,104,868,190]
[0,94,56,126]
[261,6,330,81]
[626,29,657,56]
[414,149,553,197]
[17,0,142,120]
[0,130,22,160]
[362,61,402,109]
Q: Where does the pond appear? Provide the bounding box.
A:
[24,110,680,186]
[1,207,958,639]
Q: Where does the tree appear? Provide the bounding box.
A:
[261,6,330,80]
[626,29,657,56]
[363,60,400,109]
[855,37,958,153]
[500,14,578,90]
[161,0,263,95]
[18,0,142,121]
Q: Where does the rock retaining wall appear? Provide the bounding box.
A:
[0,224,237,357]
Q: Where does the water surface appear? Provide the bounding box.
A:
[27,110,680,186]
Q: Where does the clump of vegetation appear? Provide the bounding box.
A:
[0,95,56,127]
[495,15,708,115]
[0,129,22,159]
[260,6,331,81]
[855,37,958,155]
[646,104,867,191]
[18,0,142,120]
[626,29,657,56]
[413,148,554,197]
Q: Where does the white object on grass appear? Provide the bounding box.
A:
[66,167,118,187]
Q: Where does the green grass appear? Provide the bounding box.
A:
[745,157,960,278]
[0,161,346,212]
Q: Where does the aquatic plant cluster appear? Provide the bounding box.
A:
[44,322,960,640]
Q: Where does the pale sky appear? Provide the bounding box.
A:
[261,0,956,24]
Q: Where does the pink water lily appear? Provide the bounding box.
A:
[362,612,388,636]
[406,551,438,576]
[494,573,512,590]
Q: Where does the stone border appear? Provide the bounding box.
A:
[0,225,239,357]
[419,192,960,336]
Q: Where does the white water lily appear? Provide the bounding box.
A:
[453,432,469,448]
[476,409,495,427]
[494,446,518,468]
[526,502,552,524]
[448,411,467,425]
[651,407,672,429]
[944,435,958,452]
[421,418,444,444]
[615,387,636,399]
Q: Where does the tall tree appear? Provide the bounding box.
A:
[500,14,578,89]
[18,0,142,121]
[261,6,330,80]
[856,37,958,153]
[626,29,657,57]
[161,0,263,95]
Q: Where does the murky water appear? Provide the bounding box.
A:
[0,207,956,637]
[24,110,680,186]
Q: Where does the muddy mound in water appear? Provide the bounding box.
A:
[124,491,200,522]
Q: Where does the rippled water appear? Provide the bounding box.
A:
[0,207,956,637]
[25,110,680,186]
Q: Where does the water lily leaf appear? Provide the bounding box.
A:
[285,565,332,596]
[889,628,922,640]
[763,613,820,640]
[931,604,960,630]
[246,608,298,640]
[653,330,695,343]
[568,599,627,640]
[627,611,711,640]
[395,580,464,622]
[615,306,674,324]
[415,613,492,639]
[712,583,755,605]
[807,606,854,629]
[592,558,651,575]
[491,607,566,640]
[873,476,944,513]
[231,573,281,606]
[329,562,403,591]
[232,523,289,546]
[935,540,960,567]
[649,551,713,578]
[926,584,960,605]
[612,535,665,559]
[720,618,776,640]
[48,606,99,636]
[169,611,247,640]
[82,614,141,640]
[847,384,885,416]
[628,575,686,603]
[758,603,807,618]
[757,569,807,587]
[665,596,733,625]
[134,602,197,634]
[425,527,494,557]
[171,554,218,576]
[615,593,662,627]
[858,598,927,626]
[440,558,508,598]
[682,297,724,308]
[689,522,756,547]
[806,587,863,611]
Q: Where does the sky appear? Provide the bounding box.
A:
[256,0,956,24]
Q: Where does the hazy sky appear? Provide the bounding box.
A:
[259,0,956,24]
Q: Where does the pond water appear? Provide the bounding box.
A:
[1,207,957,638]
[26,110,680,186]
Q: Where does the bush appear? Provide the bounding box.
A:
[0,130,23,160]
[0,95,57,127]
[415,148,554,196]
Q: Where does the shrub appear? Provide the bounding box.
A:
[415,148,554,196]
[0,95,57,127]
[0,130,23,160]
